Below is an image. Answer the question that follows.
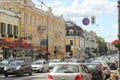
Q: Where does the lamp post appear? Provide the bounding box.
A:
[118,0,120,74]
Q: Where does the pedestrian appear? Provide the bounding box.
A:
[97,64,103,80]
[104,67,111,80]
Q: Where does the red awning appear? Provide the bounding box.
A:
[0,39,33,50]
[0,39,15,48]
[12,40,33,50]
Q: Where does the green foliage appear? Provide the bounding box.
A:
[98,39,107,55]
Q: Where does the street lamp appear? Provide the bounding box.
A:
[118,0,120,39]
[117,0,120,74]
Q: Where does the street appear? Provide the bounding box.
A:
[0,73,48,80]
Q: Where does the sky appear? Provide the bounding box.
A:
[32,0,118,43]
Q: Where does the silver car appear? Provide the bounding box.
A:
[48,63,92,80]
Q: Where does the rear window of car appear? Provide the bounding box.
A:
[87,64,97,68]
[32,61,42,65]
[53,65,79,73]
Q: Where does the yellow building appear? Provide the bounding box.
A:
[0,0,66,59]
[65,21,84,58]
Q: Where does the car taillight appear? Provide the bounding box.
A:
[75,75,82,80]
[48,74,54,80]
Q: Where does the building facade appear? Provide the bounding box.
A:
[84,30,98,58]
[0,0,66,59]
[65,21,84,58]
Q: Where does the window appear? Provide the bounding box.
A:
[1,22,6,34]
[34,16,36,27]
[30,15,32,25]
[69,29,74,35]
[7,24,12,34]
[38,18,40,26]
[54,65,79,73]
[75,30,78,35]
[66,30,69,36]
[70,40,73,45]
[13,25,18,35]
[24,12,27,25]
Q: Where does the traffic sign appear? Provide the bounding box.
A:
[82,18,90,25]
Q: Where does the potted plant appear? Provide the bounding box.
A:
[112,39,120,50]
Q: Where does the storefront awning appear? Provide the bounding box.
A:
[12,40,33,50]
[0,39,15,48]
[0,38,33,50]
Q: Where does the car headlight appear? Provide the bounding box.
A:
[16,66,21,70]
[4,66,8,70]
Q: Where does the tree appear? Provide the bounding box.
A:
[97,39,107,55]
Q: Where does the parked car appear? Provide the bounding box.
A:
[48,63,92,80]
[0,59,14,74]
[32,59,49,72]
[4,60,32,77]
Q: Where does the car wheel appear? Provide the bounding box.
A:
[29,71,32,76]
[47,68,49,72]
[17,71,23,77]
[4,74,8,77]
[41,68,44,73]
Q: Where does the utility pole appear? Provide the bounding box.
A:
[118,0,120,74]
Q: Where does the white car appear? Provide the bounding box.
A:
[32,60,49,72]
[49,59,62,69]
[48,63,92,80]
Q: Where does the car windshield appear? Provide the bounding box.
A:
[87,64,97,68]
[9,61,23,66]
[32,61,42,65]
[53,65,79,73]
[0,60,8,65]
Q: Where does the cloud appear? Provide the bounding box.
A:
[113,23,118,30]
[44,0,116,17]
[105,33,118,42]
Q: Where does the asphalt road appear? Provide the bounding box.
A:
[0,72,48,80]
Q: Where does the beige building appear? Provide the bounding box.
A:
[0,0,66,59]
[65,21,84,58]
